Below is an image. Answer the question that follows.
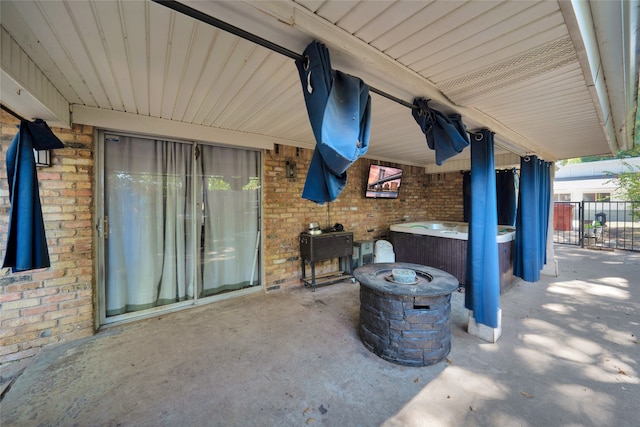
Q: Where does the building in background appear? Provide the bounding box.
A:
[554,157,640,202]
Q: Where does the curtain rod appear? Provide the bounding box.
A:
[152,1,531,160]
[152,0,417,110]
[466,129,526,158]
[1,104,27,122]
[494,141,528,158]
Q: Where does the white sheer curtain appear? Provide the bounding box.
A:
[200,145,260,296]
[105,136,193,316]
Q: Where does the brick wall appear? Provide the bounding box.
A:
[0,112,95,364]
[0,110,465,363]
[263,144,464,289]
[424,172,465,221]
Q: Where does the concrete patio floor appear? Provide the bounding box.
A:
[1,244,638,426]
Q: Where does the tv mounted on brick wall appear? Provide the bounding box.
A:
[365,164,403,199]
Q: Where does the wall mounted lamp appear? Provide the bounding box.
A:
[33,149,52,167]
[286,160,297,180]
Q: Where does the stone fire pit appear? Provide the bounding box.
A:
[353,262,459,367]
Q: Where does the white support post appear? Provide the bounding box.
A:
[468,310,502,343]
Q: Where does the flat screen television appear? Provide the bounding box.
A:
[365,164,403,199]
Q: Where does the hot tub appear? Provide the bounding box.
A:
[390,221,517,293]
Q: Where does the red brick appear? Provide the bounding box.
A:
[5,281,43,293]
[41,293,75,304]
[58,311,92,325]
[0,308,20,322]
[18,319,58,334]
[21,304,59,317]
[61,297,92,310]
[2,297,41,311]
[1,331,40,346]
[23,287,59,299]
[44,307,77,321]
[31,269,66,281]
[0,292,22,303]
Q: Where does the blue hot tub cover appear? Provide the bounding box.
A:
[296,40,371,203]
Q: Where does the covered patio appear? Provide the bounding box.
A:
[2,244,638,426]
[1,2,639,421]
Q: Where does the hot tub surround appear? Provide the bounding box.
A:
[390,221,517,293]
[390,221,515,243]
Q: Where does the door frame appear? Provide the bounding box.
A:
[93,129,264,328]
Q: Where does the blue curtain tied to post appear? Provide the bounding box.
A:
[411,98,469,165]
[513,155,551,282]
[295,41,371,203]
[464,129,500,328]
[3,119,65,272]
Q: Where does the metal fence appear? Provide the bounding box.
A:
[553,201,640,251]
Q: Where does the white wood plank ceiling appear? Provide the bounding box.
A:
[1,0,637,169]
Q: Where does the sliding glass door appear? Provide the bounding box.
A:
[199,144,261,296]
[99,133,261,324]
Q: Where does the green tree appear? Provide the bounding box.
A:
[616,162,640,199]
[613,161,640,219]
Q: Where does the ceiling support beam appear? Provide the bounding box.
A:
[72,105,290,150]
